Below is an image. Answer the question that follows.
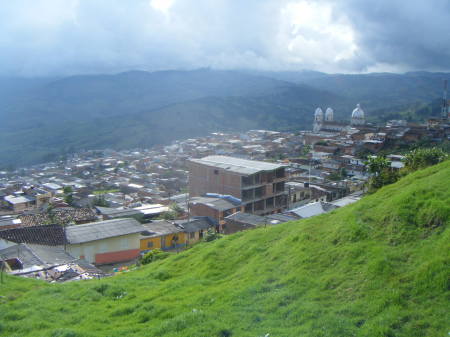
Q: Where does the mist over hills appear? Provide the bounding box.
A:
[0,69,447,168]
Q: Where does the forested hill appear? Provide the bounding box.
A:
[0,69,447,168]
[1,161,449,337]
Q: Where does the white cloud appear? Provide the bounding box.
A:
[150,0,175,14]
[0,0,448,76]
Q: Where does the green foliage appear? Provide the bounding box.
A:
[160,210,177,220]
[0,162,449,337]
[140,249,169,265]
[204,228,221,242]
[169,203,184,216]
[62,186,74,206]
[328,168,348,181]
[301,145,312,156]
[62,186,73,195]
[365,156,398,191]
[93,189,119,195]
[366,155,390,175]
[404,147,448,171]
[92,195,109,207]
[315,140,329,146]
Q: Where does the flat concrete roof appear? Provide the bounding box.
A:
[189,155,285,175]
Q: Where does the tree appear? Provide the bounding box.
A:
[404,147,448,171]
[365,156,398,191]
[366,156,390,175]
[169,203,184,216]
[161,210,177,220]
[93,195,109,207]
[63,186,74,205]
[204,228,221,242]
[301,145,312,156]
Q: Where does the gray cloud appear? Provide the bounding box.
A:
[336,0,450,72]
[0,0,449,76]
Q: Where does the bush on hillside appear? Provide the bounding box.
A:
[404,147,448,171]
[367,148,448,192]
[366,156,399,191]
[204,228,221,242]
[140,249,169,265]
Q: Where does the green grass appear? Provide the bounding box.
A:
[1,162,449,337]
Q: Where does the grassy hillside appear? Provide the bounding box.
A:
[1,162,449,337]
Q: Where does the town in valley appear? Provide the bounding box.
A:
[1,103,449,282]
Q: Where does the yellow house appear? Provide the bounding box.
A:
[175,217,216,245]
[140,221,187,253]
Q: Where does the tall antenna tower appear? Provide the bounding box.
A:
[442,79,448,120]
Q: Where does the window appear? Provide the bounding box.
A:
[147,241,154,248]
[214,169,219,175]
[190,232,195,239]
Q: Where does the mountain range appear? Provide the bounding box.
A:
[0,69,448,168]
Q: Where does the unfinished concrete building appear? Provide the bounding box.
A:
[188,156,287,215]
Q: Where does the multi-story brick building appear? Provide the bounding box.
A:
[188,156,287,215]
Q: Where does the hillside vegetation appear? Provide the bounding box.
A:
[1,161,449,337]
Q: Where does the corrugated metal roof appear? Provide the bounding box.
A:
[141,221,182,237]
[4,195,35,204]
[66,218,144,244]
[190,196,240,211]
[189,155,285,175]
[290,202,337,218]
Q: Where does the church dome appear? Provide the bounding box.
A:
[351,103,365,125]
[314,107,323,117]
[325,107,334,121]
[351,104,364,119]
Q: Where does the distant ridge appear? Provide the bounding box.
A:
[0,69,447,167]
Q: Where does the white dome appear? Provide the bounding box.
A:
[325,107,334,121]
[314,107,323,117]
[351,103,365,125]
[351,103,364,119]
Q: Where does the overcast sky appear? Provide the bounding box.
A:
[1,0,449,76]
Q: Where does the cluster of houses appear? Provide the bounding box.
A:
[1,104,448,282]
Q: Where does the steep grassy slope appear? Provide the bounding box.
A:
[1,162,449,337]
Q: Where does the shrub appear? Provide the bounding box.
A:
[404,147,448,171]
[204,228,221,242]
[141,249,169,265]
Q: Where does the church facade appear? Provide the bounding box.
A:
[313,104,366,133]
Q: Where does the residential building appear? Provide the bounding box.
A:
[65,218,144,264]
[175,217,216,244]
[188,156,287,215]
[140,220,186,252]
[189,194,243,226]
[4,195,35,212]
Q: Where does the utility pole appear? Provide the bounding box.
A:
[442,79,449,120]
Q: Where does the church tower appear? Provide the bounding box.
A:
[313,107,323,132]
[325,107,334,122]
